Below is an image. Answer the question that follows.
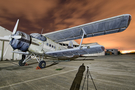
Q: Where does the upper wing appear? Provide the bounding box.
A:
[44,14,131,42]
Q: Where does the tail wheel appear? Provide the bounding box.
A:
[39,60,46,69]
[19,59,26,66]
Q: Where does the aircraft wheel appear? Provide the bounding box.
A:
[39,60,46,69]
[19,59,26,66]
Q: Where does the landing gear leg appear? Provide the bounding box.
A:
[19,55,26,66]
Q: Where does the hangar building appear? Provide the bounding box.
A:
[106,49,118,55]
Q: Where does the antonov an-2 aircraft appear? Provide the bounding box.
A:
[0,14,131,68]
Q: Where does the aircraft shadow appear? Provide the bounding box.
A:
[27,61,59,69]
[0,62,59,71]
[70,63,85,90]
[0,61,33,71]
[27,62,38,65]
[45,62,59,68]
[0,65,33,71]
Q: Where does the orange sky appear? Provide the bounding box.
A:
[0,0,135,50]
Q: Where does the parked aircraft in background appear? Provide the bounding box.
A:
[0,14,131,68]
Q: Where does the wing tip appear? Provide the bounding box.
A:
[127,14,132,27]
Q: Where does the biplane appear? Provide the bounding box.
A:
[0,14,131,68]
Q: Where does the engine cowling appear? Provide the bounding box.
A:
[10,31,31,52]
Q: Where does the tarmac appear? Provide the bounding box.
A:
[0,54,135,90]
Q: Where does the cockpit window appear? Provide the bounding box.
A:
[30,33,47,41]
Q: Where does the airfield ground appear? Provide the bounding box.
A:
[0,54,135,90]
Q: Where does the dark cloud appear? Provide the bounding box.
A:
[0,0,135,50]
[0,0,59,33]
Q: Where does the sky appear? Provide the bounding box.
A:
[0,0,135,51]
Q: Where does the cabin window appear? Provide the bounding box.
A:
[49,44,51,47]
[46,43,48,46]
[30,33,47,41]
[59,43,62,45]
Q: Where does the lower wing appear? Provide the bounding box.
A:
[45,45,104,58]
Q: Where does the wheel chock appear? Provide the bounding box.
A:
[36,66,41,70]
[25,63,28,66]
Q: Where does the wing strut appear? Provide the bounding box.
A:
[79,28,87,49]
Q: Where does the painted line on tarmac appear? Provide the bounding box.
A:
[0,69,77,89]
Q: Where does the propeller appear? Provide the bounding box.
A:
[0,19,21,41]
[12,19,19,35]
[10,19,22,40]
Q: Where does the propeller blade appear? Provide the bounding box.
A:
[11,35,22,39]
[0,36,10,41]
[12,19,19,35]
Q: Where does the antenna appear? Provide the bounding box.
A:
[41,28,44,34]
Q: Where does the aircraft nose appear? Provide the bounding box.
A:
[10,31,31,52]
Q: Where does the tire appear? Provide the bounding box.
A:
[19,59,26,66]
[39,60,46,69]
